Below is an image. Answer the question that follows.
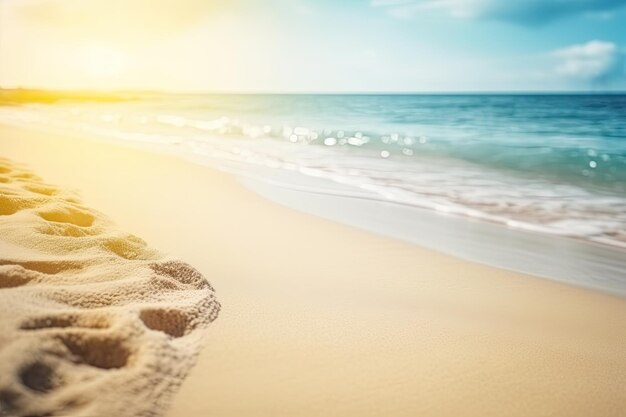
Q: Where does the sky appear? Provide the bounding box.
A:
[0,0,625,92]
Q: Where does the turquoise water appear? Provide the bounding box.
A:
[158,94,626,193]
[1,93,625,248]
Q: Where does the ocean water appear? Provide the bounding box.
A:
[1,94,625,251]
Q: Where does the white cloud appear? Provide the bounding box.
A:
[552,41,623,83]
[371,0,484,19]
[371,0,626,25]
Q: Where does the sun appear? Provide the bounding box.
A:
[80,45,127,79]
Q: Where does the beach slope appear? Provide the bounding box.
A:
[1,124,625,417]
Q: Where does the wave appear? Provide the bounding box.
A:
[1,99,625,250]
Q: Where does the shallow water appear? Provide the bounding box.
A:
[247,177,626,296]
[1,93,625,250]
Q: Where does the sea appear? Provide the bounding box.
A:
[1,93,625,294]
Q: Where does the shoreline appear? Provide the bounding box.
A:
[245,176,626,297]
[1,104,624,252]
[2,124,626,416]
[1,117,624,296]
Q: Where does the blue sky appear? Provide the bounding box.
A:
[1,0,626,91]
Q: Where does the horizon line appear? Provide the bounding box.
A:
[2,87,626,96]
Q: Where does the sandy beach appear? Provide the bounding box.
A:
[0,128,219,416]
[1,124,626,417]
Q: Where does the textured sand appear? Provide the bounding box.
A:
[0,157,220,417]
[2,124,626,417]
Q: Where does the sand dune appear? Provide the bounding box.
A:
[0,157,220,417]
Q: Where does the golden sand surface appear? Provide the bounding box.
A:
[1,124,625,417]
[0,156,219,417]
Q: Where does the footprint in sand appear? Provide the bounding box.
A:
[0,158,220,417]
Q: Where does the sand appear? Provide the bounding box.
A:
[0,154,219,416]
[1,124,626,417]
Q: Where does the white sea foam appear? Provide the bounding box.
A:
[0,96,625,253]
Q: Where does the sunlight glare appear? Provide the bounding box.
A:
[80,45,127,79]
